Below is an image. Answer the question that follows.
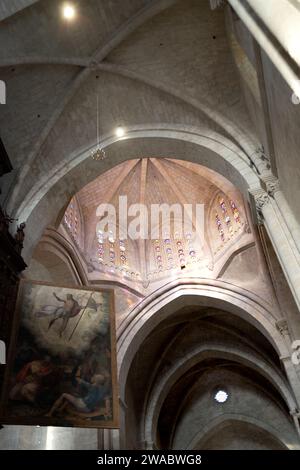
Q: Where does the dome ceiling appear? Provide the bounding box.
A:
[60,158,249,284]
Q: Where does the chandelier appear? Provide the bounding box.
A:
[91,94,106,161]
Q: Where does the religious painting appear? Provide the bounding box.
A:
[0,280,118,428]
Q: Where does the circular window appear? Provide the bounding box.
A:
[214,389,229,403]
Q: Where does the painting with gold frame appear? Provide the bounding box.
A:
[0,280,119,429]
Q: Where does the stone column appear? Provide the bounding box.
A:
[250,184,300,312]
[99,429,120,450]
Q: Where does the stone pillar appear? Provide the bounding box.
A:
[290,410,300,440]
[276,319,300,408]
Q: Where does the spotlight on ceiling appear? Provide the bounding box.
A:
[62,3,76,20]
[214,389,228,403]
[115,126,125,138]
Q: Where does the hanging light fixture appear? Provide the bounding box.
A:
[91,94,106,161]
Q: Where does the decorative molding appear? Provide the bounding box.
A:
[266,179,281,198]
[260,175,281,198]
[255,192,270,211]
[249,180,280,223]
[276,319,290,337]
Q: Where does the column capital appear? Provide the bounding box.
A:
[260,176,281,198]
[249,189,270,224]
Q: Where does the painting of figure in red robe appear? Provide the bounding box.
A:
[0,280,118,429]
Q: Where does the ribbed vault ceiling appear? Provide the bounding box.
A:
[0,0,257,218]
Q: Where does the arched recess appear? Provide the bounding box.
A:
[10,126,261,263]
[187,415,295,450]
[142,344,296,448]
[117,282,298,450]
[26,227,89,286]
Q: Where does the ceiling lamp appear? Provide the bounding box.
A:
[91,95,106,161]
[115,126,125,138]
[62,3,76,20]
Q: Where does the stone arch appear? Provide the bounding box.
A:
[117,280,286,392]
[10,126,261,262]
[27,227,89,286]
[142,343,296,448]
[117,281,294,449]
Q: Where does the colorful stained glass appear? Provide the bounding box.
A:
[230,200,241,223]
[219,197,227,213]
[95,234,132,274]
[216,213,225,242]
[218,196,232,232]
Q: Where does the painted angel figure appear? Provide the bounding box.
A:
[35,292,101,337]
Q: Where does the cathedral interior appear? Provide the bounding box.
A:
[0,0,300,450]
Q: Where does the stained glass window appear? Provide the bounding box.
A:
[214,194,244,249]
[215,213,225,242]
[230,200,241,224]
[149,232,199,278]
[95,233,139,279]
